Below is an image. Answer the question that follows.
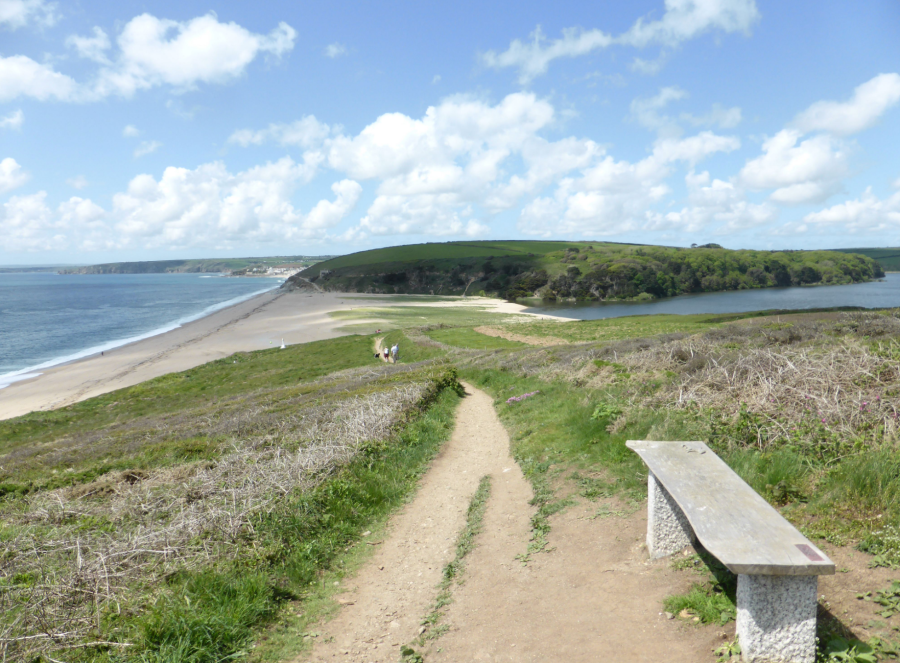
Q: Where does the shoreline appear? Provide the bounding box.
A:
[0,290,558,422]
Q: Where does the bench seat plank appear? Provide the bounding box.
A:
[627,440,834,576]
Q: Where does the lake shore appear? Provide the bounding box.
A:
[0,290,553,421]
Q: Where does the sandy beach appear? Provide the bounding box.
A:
[0,289,550,421]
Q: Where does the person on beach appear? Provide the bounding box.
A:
[391,343,399,363]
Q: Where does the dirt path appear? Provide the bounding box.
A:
[302,383,516,662]
[300,383,721,663]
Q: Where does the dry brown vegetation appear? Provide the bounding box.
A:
[0,364,436,662]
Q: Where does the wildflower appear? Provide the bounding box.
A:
[507,390,540,404]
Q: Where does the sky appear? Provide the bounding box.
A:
[1,0,899,264]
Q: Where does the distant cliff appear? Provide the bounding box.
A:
[59,256,332,275]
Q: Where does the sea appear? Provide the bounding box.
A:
[0,272,279,389]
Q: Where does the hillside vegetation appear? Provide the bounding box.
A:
[294,240,883,301]
[59,255,331,275]
[833,247,900,272]
[6,303,900,661]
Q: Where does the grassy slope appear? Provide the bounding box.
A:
[833,247,900,271]
[298,240,883,301]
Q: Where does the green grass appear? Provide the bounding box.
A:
[501,313,728,343]
[379,329,447,363]
[331,304,527,334]
[60,374,464,663]
[427,327,527,350]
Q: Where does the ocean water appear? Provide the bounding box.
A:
[0,273,279,388]
[524,273,900,319]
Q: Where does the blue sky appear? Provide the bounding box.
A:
[1,0,899,263]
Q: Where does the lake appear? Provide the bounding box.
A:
[523,273,900,320]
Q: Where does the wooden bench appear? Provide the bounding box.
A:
[626,440,834,663]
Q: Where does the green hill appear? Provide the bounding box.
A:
[292,240,884,301]
[58,255,332,275]
[832,248,900,272]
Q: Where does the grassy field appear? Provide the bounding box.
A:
[7,302,900,662]
[0,332,465,662]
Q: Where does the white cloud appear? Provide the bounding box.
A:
[122,124,140,137]
[66,175,89,189]
[0,192,59,251]
[111,158,351,248]
[792,73,900,136]
[802,188,900,233]
[134,140,161,158]
[619,0,760,48]
[739,129,848,204]
[481,25,613,84]
[629,54,668,75]
[324,42,347,58]
[0,0,57,30]
[518,132,739,236]
[0,55,78,102]
[432,74,441,84]
[228,115,331,149]
[630,86,688,134]
[482,0,759,82]
[0,109,23,130]
[0,157,29,193]
[89,13,297,98]
[66,26,112,64]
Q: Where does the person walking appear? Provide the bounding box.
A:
[383,347,389,362]
[390,343,399,363]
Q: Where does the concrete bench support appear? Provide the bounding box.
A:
[629,441,833,663]
[737,574,818,663]
[647,471,695,558]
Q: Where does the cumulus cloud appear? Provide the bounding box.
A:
[329,92,583,236]
[134,140,161,158]
[111,158,356,248]
[0,157,29,193]
[792,73,900,136]
[801,188,900,233]
[0,109,23,130]
[482,0,760,82]
[228,115,332,149]
[92,13,296,97]
[739,129,848,205]
[518,131,739,236]
[1,13,297,103]
[122,124,140,137]
[0,55,78,102]
[0,192,59,251]
[0,0,57,30]
[324,42,347,58]
[66,26,112,64]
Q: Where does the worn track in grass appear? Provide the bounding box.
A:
[300,383,721,662]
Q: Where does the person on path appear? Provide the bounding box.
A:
[383,347,389,361]
[390,343,399,363]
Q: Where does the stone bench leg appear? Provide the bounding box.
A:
[647,471,695,558]
[736,574,818,663]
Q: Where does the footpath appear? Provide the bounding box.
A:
[300,383,719,663]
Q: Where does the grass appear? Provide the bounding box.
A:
[129,382,464,663]
[379,329,447,363]
[331,304,527,334]
[426,327,526,350]
[499,313,727,343]
[408,475,493,654]
[0,334,378,487]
